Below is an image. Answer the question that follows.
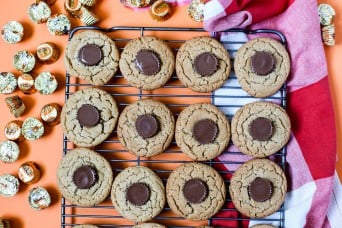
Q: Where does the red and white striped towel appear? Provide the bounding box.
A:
[205,0,337,227]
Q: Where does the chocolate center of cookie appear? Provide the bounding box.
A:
[251,51,275,75]
[77,104,100,127]
[78,44,103,66]
[183,179,208,204]
[192,119,218,144]
[248,177,273,202]
[126,183,150,206]
[135,50,161,75]
[135,114,159,138]
[73,166,98,189]
[249,117,273,141]
[194,52,218,76]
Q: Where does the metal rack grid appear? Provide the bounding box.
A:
[62,26,287,228]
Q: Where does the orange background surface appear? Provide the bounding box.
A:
[0,0,340,227]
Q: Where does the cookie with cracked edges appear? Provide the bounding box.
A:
[57,148,113,207]
[166,162,226,221]
[175,103,230,161]
[117,99,175,157]
[61,87,119,147]
[231,101,291,158]
[229,158,287,218]
[119,36,175,90]
[111,166,165,222]
[176,36,231,93]
[234,37,290,98]
[64,30,120,86]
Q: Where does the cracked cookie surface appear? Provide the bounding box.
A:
[117,99,175,157]
[175,103,230,161]
[111,166,165,222]
[119,36,175,90]
[64,30,119,86]
[231,101,291,158]
[61,87,119,147]
[234,38,290,98]
[166,163,226,221]
[57,148,113,207]
[229,159,287,218]
[176,36,231,93]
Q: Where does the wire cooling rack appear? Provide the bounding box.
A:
[62,26,287,228]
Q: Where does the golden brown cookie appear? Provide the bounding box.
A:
[119,36,175,90]
[111,166,165,222]
[176,36,231,93]
[61,87,119,147]
[166,163,226,221]
[229,159,287,218]
[231,101,291,158]
[175,103,230,161]
[57,148,113,207]
[234,38,290,98]
[117,99,174,157]
[64,30,119,86]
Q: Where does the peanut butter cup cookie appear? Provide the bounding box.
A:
[166,163,226,221]
[117,99,175,157]
[111,166,165,222]
[231,101,291,157]
[61,87,119,147]
[57,148,113,207]
[64,30,119,86]
[234,38,290,98]
[176,36,231,92]
[119,36,175,90]
[229,159,287,218]
[175,103,230,161]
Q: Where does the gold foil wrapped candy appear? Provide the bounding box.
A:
[18,161,41,185]
[36,42,60,64]
[28,1,52,24]
[80,0,96,7]
[34,72,58,95]
[18,74,35,94]
[1,21,24,44]
[79,7,99,25]
[187,0,206,22]
[41,103,61,125]
[322,24,335,46]
[0,72,17,94]
[4,120,23,141]
[22,117,44,141]
[47,14,71,36]
[13,51,36,73]
[0,140,20,163]
[318,4,335,26]
[64,0,83,18]
[0,174,20,197]
[28,187,51,210]
[150,0,171,22]
[5,95,25,118]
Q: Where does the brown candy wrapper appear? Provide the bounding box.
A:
[36,42,60,64]
[41,103,61,125]
[5,96,25,118]
[4,120,23,141]
[18,161,41,185]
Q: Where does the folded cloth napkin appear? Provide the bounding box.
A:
[204,0,337,227]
